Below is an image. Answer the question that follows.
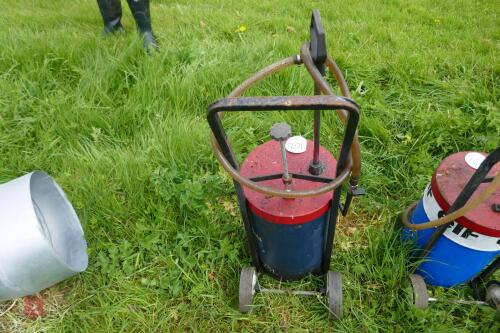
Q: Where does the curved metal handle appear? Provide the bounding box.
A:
[403,147,500,230]
[207,95,359,198]
[300,43,362,184]
[224,50,363,186]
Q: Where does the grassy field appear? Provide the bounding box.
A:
[0,0,499,331]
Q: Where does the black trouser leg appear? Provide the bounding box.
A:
[126,0,152,33]
[126,0,157,50]
[96,0,123,33]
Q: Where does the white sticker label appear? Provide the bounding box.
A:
[464,152,486,169]
[421,183,500,252]
[285,136,307,154]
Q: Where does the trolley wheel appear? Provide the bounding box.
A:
[239,267,257,313]
[326,271,343,320]
[409,274,429,309]
[485,280,500,310]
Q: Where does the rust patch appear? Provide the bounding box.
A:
[23,296,45,319]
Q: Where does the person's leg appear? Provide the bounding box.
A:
[125,0,157,50]
[97,0,124,35]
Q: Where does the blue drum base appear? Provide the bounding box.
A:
[404,199,499,287]
[251,210,328,280]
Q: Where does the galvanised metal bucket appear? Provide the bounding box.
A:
[0,171,88,301]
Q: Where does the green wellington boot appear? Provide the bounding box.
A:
[97,0,125,36]
[126,0,158,50]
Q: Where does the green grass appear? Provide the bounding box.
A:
[0,0,499,331]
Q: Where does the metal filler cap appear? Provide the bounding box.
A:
[270,123,292,141]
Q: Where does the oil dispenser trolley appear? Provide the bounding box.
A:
[403,147,500,310]
[207,11,364,318]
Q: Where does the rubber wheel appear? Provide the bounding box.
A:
[326,271,343,320]
[486,280,500,310]
[409,274,429,309]
[239,267,257,313]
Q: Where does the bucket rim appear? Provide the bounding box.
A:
[27,170,88,273]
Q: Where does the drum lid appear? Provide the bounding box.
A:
[432,151,500,237]
[240,140,336,225]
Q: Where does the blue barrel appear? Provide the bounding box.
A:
[404,152,500,287]
[240,139,336,280]
[251,210,329,280]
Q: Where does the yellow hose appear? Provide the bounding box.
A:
[402,172,500,230]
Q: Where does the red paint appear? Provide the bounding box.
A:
[23,295,45,318]
[240,140,336,224]
[431,151,500,237]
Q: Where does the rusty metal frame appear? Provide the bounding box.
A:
[207,11,364,276]
[415,147,500,260]
[405,147,500,301]
[208,96,359,274]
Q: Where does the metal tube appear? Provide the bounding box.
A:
[321,182,342,273]
[428,297,489,306]
[210,56,298,171]
[228,56,299,99]
[279,141,289,177]
[301,44,362,182]
[312,85,321,169]
[325,55,362,183]
[278,140,292,191]
[0,172,88,301]
[258,288,322,296]
[313,110,320,164]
